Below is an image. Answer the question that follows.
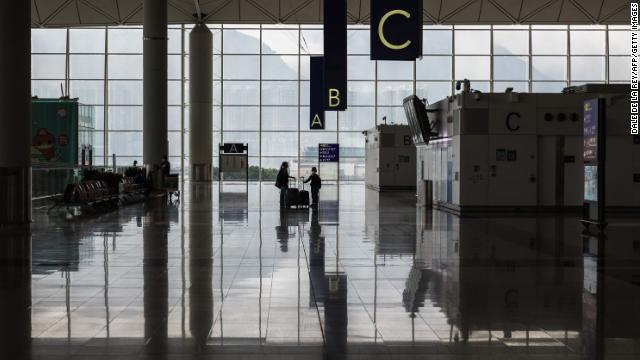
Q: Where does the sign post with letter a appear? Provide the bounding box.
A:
[323,0,347,111]
[370,0,422,60]
[310,56,325,130]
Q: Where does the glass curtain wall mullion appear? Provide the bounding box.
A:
[529,25,533,92]
[451,25,456,96]
[490,25,493,92]
[220,26,224,153]
[65,28,70,96]
[180,24,185,182]
[566,27,571,86]
[259,25,263,182]
[374,60,378,126]
[605,25,610,84]
[297,25,301,179]
[104,26,109,167]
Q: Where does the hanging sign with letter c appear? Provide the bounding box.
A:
[370,0,423,60]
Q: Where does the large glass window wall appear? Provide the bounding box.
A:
[31,24,630,181]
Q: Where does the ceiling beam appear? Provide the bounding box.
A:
[41,0,75,26]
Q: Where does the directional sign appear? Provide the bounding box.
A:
[370,0,423,60]
[310,56,325,129]
[222,143,246,154]
[323,0,347,111]
[319,143,339,163]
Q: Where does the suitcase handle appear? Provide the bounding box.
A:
[299,176,305,190]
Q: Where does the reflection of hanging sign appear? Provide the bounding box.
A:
[370,0,423,60]
[222,143,246,154]
[319,143,339,163]
[310,56,325,130]
[220,154,246,172]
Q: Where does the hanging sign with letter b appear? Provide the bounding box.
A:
[370,0,423,61]
[323,0,347,111]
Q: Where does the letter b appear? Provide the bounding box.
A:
[328,88,340,107]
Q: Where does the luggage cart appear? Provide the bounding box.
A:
[164,174,180,201]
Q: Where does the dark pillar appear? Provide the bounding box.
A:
[0,233,31,359]
[143,0,168,180]
[0,0,31,227]
[189,24,213,182]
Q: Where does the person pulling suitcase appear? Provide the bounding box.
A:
[275,161,295,208]
[303,167,322,207]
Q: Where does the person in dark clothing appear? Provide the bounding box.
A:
[160,155,171,177]
[275,162,295,208]
[304,167,322,207]
[124,160,139,177]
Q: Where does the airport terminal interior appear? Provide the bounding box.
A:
[1,0,639,359]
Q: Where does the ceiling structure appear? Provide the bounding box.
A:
[31,0,631,27]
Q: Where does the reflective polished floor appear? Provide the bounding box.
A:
[1,182,639,359]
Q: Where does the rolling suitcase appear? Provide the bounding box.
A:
[298,177,310,207]
[286,178,299,208]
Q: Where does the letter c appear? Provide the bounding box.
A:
[378,10,412,50]
[506,112,521,131]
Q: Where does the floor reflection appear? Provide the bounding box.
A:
[0,183,637,359]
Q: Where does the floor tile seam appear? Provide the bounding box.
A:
[298,228,326,344]
[262,239,281,342]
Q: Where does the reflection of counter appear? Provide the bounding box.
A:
[456,216,583,338]
[583,225,640,342]
[365,189,416,255]
[412,210,585,340]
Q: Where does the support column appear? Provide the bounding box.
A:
[189,23,213,182]
[0,1,31,227]
[143,0,168,177]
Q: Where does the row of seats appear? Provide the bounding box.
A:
[62,180,119,205]
[58,176,149,209]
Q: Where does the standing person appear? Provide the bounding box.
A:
[160,155,171,177]
[304,167,322,207]
[275,161,295,208]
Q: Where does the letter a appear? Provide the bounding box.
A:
[311,114,324,128]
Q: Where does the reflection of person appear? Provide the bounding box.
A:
[304,167,322,207]
[275,207,290,252]
[275,161,295,208]
[308,206,326,304]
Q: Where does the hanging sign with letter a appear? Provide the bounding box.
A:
[370,0,423,61]
[310,56,325,130]
[323,0,347,111]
